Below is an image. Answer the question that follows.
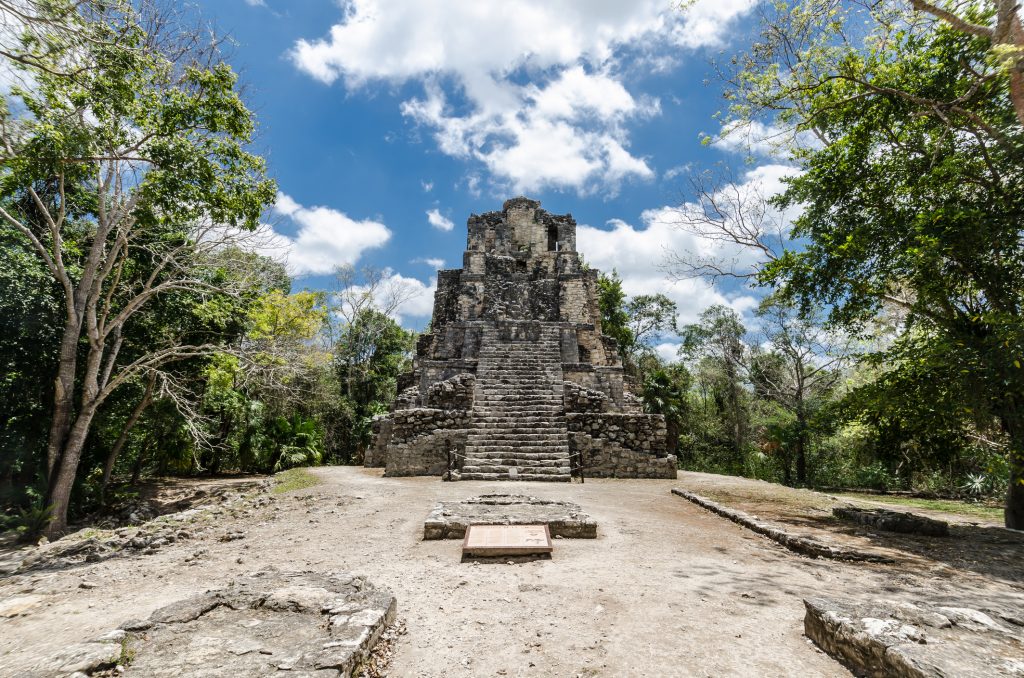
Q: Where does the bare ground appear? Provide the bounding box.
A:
[1,467,1022,677]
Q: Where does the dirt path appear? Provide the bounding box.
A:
[2,468,1022,676]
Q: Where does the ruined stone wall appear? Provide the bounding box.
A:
[381,408,472,476]
[562,365,626,408]
[563,381,609,413]
[569,433,678,479]
[567,413,668,455]
[368,196,673,480]
[424,373,475,410]
[566,411,675,478]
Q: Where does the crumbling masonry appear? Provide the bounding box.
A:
[367,197,677,481]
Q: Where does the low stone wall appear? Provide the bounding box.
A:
[569,432,677,479]
[672,489,894,562]
[382,408,472,477]
[566,412,667,455]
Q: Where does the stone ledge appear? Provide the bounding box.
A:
[832,506,950,537]
[671,489,893,562]
[424,494,597,539]
[804,597,1024,678]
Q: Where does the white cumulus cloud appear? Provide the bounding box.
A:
[261,192,391,276]
[577,164,797,329]
[339,271,437,327]
[412,257,446,269]
[289,0,756,194]
[426,208,454,231]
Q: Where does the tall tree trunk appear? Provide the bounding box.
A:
[100,372,156,501]
[45,323,82,479]
[43,402,99,537]
[795,403,808,486]
[1002,409,1024,530]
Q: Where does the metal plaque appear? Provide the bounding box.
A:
[462,524,553,557]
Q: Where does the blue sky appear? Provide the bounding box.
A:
[215,0,792,356]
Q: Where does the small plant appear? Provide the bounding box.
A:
[119,637,137,667]
[963,473,989,497]
[11,500,54,542]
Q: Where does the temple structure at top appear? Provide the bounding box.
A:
[366,197,676,481]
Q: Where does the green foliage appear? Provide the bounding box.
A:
[596,271,633,360]
[715,0,1024,523]
[1,499,54,542]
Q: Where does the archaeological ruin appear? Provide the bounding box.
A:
[366,197,677,481]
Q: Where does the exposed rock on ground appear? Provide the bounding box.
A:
[832,507,949,537]
[423,493,596,539]
[3,469,1023,676]
[34,570,396,677]
[672,488,894,562]
[804,597,1024,677]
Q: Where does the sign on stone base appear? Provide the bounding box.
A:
[462,524,553,557]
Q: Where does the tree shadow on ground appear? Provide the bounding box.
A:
[778,512,1024,585]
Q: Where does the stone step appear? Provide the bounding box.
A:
[462,465,571,475]
[470,425,567,432]
[464,454,569,464]
[464,446,570,455]
[459,472,571,482]
[464,436,569,440]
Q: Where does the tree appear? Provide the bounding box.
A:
[680,305,749,465]
[625,294,678,354]
[750,297,849,485]
[596,270,633,360]
[908,0,1024,126]
[596,270,679,372]
[721,0,1024,526]
[641,364,690,457]
[0,1,276,535]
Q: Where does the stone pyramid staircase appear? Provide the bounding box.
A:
[460,324,571,481]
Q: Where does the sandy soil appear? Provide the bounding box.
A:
[1,467,1022,677]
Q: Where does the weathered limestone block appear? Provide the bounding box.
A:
[832,507,950,537]
[423,494,597,539]
[37,571,396,678]
[804,597,1024,677]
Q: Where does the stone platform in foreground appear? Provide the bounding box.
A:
[37,570,396,677]
[804,597,1024,677]
[423,493,597,539]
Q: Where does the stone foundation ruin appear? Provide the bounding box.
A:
[367,197,676,481]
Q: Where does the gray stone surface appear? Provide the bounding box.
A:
[39,570,396,677]
[423,494,597,539]
[370,198,675,482]
[833,506,950,537]
[672,489,893,562]
[804,597,1024,677]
